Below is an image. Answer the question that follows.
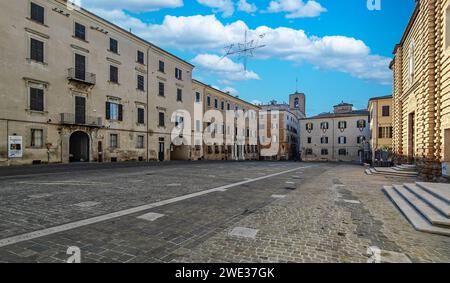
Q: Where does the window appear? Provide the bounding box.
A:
[158,112,165,127]
[159,61,165,73]
[30,2,45,24]
[110,134,118,149]
[221,101,225,110]
[29,87,44,111]
[195,92,201,103]
[294,98,299,109]
[408,42,415,83]
[137,51,144,64]
[137,135,144,149]
[321,149,328,156]
[357,120,366,129]
[177,89,183,102]
[320,122,329,130]
[207,96,211,107]
[175,68,182,80]
[338,149,347,156]
[306,123,313,131]
[379,127,393,139]
[106,102,122,121]
[357,136,366,144]
[305,149,313,155]
[338,136,347,144]
[31,129,43,147]
[109,38,118,54]
[320,137,329,144]
[338,121,347,130]
[227,103,231,110]
[109,65,118,83]
[74,22,86,41]
[137,108,145,124]
[382,106,390,117]
[30,38,44,63]
[214,98,218,109]
[158,82,165,96]
[307,137,312,144]
[137,75,144,91]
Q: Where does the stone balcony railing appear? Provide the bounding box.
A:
[59,113,103,128]
[67,68,96,85]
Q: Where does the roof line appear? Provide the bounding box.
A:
[393,0,420,55]
[193,79,260,109]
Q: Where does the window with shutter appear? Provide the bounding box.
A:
[137,51,145,64]
[159,82,165,96]
[110,65,118,83]
[30,3,44,24]
[137,108,145,124]
[118,104,123,121]
[75,96,86,124]
[75,54,86,80]
[159,112,165,127]
[30,87,44,111]
[74,22,86,40]
[30,38,44,63]
[109,38,118,54]
[137,75,144,91]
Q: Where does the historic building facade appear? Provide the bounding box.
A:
[0,0,194,165]
[300,103,370,162]
[192,80,260,161]
[391,0,450,178]
[368,95,393,164]
[259,92,305,160]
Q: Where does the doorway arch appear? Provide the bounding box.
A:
[69,131,90,162]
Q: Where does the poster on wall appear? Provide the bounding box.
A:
[443,162,449,177]
[8,136,23,158]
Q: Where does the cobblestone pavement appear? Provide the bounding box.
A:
[0,161,448,263]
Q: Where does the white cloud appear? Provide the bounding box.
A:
[85,10,391,85]
[223,87,239,95]
[80,0,183,12]
[197,0,235,17]
[237,0,257,13]
[192,54,261,81]
[267,0,326,18]
[251,99,263,105]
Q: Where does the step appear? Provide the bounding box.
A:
[404,183,450,218]
[383,186,450,237]
[373,167,418,177]
[392,166,418,172]
[416,182,450,205]
[393,185,450,228]
[365,169,373,175]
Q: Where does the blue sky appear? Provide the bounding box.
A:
[78,0,415,116]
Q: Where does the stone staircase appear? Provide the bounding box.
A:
[366,165,419,177]
[383,182,450,236]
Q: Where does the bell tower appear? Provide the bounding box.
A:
[290,92,306,117]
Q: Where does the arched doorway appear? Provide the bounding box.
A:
[70,131,90,162]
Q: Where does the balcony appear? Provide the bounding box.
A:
[68,68,96,85]
[60,113,103,128]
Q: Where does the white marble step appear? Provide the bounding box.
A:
[371,167,418,177]
[417,182,450,205]
[393,185,450,227]
[383,186,450,237]
[404,183,450,218]
[365,169,373,175]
